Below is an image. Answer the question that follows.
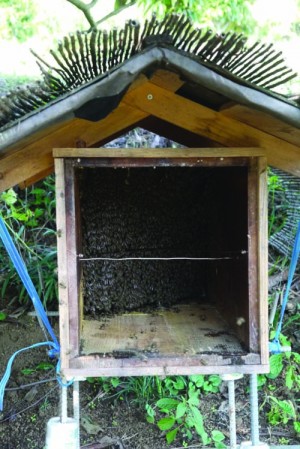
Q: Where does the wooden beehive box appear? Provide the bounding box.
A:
[55,147,269,379]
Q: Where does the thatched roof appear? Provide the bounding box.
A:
[0,14,300,191]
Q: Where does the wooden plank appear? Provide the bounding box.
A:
[64,160,80,357]
[258,156,269,365]
[63,362,269,379]
[81,304,245,356]
[122,82,300,176]
[126,69,185,94]
[221,103,300,147]
[55,158,70,371]
[0,104,149,192]
[150,69,184,91]
[53,147,265,158]
[18,166,54,189]
[247,158,260,352]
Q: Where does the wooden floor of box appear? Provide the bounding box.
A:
[81,303,245,357]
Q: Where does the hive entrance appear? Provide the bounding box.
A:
[55,148,268,376]
[79,164,249,356]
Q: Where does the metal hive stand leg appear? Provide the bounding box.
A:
[45,382,80,449]
[240,374,269,449]
[221,373,243,449]
[73,380,81,448]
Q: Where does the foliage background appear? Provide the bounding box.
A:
[0,0,300,95]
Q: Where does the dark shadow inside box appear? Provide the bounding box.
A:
[78,166,248,319]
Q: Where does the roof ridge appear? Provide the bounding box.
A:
[0,13,298,129]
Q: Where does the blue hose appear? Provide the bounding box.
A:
[0,217,60,410]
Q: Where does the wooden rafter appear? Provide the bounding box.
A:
[0,104,148,192]
[220,104,300,147]
[122,82,300,176]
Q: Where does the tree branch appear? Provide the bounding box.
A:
[66,0,98,28]
[95,0,136,27]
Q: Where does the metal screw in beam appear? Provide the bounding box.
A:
[220,373,243,449]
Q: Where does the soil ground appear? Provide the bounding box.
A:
[0,311,299,449]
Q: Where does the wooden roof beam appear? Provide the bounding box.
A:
[122,82,300,176]
[0,104,149,192]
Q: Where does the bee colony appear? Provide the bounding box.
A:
[55,148,269,378]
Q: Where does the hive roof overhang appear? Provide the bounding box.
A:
[1,43,300,191]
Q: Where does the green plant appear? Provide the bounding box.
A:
[146,375,222,445]
[0,176,57,307]
[258,343,300,429]
[267,169,287,238]
[21,362,55,376]
[0,0,37,42]
[267,397,296,426]
[211,430,226,449]
[151,387,210,445]
[30,413,37,423]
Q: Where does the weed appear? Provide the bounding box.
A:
[30,414,37,423]
[258,335,300,430]
[21,362,55,376]
[0,176,57,307]
[146,375,222,445]
[268,169,287,238]
[267,397,296,425]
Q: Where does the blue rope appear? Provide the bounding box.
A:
[269,221,300,354]
[0,217,59,351]
[0,342,57,411]
[0,216,61,411]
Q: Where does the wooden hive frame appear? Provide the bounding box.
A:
[54,147,268,380]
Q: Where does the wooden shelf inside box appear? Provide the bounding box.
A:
[80,303,246,357]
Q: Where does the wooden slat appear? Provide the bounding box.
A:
[0,104,149,192]
[18,166,54,189]
[221,104,300,147]
[62,363,269,379]
[258,157,269,365]
[247,158,260,352]
[150,69,184,91]
[127,69,184,93]
[122,82,300,176]
[55,158,70,371]
[65,160,80,357]
[53,147,265,158]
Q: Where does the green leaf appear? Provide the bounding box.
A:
[176,402,187,419]
[293,352,300,364]
[189,375,204,387]
[294,421,300,433]
[145,403,155,423]
[21,368,35,375]
[157,417,175,431]
[190,405,204,434]
[36,362,54,371]
[173,376,185,390]
[156,398,179,411]
[1,189,17,206]
[211,430,225,442]
[111,377,120,388]
[277,400,296,420]
[0,312,7,321]
[208,375,221,388]
[188,390,200,407]
[285,365,294,390]
[268,354,284,379]
[166,428,178,444]
[146,415,155,424]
